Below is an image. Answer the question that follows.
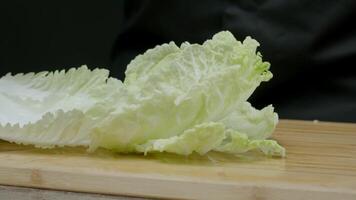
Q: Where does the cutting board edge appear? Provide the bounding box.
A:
[1,165,356,200]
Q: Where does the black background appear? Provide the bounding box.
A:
[1,0,355,122]
[0,1,123,73]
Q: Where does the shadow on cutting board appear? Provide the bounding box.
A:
[0,140,283,167]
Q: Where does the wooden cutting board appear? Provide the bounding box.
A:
[0,120,355,200]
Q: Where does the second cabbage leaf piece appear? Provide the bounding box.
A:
[91,31,284,156]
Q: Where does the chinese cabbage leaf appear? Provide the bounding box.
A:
[0,31,285,157]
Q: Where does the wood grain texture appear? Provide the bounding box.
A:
[0,120,356,200]
[0,185,147,200]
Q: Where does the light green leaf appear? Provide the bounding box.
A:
[0,66,123,147]
[219,102,278,140]
[135,122,285,157]
[135,122,226,156]
[215,129,285,157]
